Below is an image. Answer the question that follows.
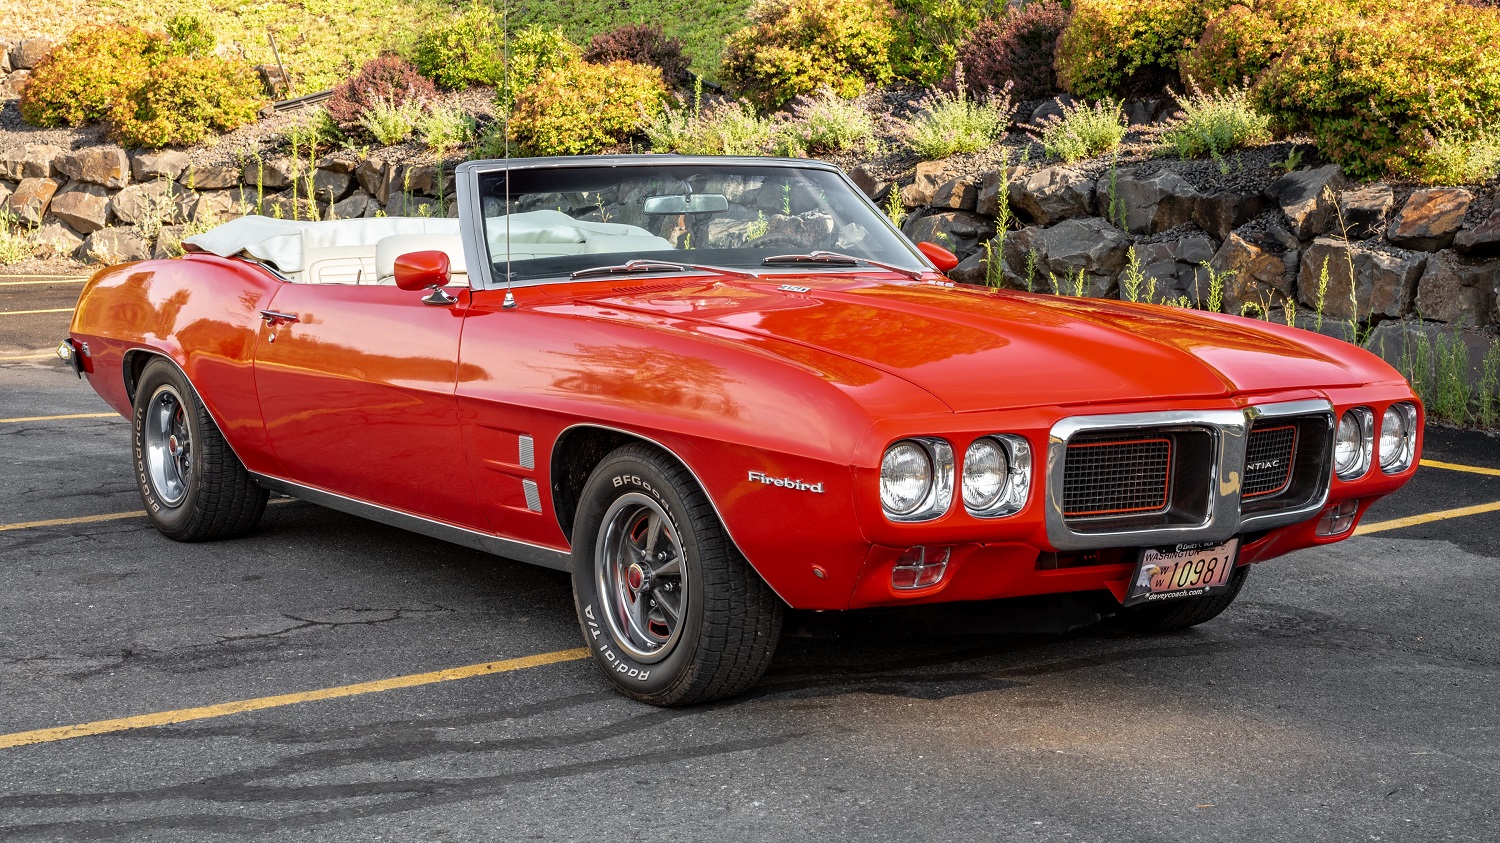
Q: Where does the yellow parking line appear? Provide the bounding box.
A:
[1356,500,1500,536]
[0,647,591,749]
[0,412,119,424]
[1420,459,1500,478]
[0,277,87,286]
[0,498,292,533]
[0,351,60,361]
[0,308,74,316]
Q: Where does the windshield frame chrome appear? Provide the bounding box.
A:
[454,156,935,293]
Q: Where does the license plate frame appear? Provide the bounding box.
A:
[1124,538,1240,607]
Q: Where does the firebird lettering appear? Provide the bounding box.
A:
[747,471,824,493]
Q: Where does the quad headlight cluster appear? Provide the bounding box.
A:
[1334,402,1417,480]
[879,435,1031,521]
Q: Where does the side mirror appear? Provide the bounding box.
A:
[394,250,456,305]
[917,241,960,272]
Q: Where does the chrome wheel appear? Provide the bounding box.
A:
[595,492,688,663]
[143,385,192,507]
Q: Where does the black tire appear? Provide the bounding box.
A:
[570,443,783,706]
[1115,564,1250,633]
[132,358,268,541]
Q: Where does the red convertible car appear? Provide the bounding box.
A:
[63,156,1420,705]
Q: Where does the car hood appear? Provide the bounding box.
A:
[582,276,1372,413]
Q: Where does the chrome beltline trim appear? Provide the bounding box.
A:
[1044,399,1335,551]
[251,473,572,571]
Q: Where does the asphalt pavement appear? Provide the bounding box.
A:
[2,273,1498,842]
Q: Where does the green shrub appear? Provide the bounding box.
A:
[410,3,506,89]
[1036,97,1127,162]
[1161,82,1270,158]
[646,99,780,154]
[503,25,583,109]
[958,2,1070,100]
[904,81,1010,159]
[1055,0,1229,100]
[1179,0,1319,93]
[779,88,879,154]
[1254,2,1500,179]
[108,55,265,148]
[165,14,216,58]
[326,54,437,131]
[0,209,32,265]
[584,24,691,89]
[282,108,344,156]
[720,0,896,110]
[890,0,998,85]
[18,25,166,127]
[510,61,669,155]
[418,104,478,152]
[1415,124,1500,185]
[357,98,427,146]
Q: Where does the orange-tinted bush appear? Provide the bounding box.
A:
[108,55,265,148]
[1254,1,1500,179]
[18,25,166,127]
[509,61,670,155]
[720,0,896,110]
[1054,0,1229,100]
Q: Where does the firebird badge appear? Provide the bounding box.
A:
[747,471,824,493]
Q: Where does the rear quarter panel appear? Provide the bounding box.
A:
[70,255,284,476]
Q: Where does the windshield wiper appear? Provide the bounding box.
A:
[569,259,758,280]
[761,251,923,281]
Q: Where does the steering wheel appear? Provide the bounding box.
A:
[745,233,807,250]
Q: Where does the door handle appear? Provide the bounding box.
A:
[260,310,300,327]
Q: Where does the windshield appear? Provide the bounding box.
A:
[475,163,924,283]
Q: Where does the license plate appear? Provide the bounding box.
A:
[1123,539,1240,606]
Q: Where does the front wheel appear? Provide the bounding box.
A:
[570,444,783,706]
[132,358,268,541]
[1115,564,1251,632]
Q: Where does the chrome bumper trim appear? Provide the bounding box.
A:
[1044,399,1334,551]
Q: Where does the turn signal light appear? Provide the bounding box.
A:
[1316,499,1360,536]
[891,546,951,590]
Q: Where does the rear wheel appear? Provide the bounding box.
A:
[1115,564,1250,632]
[570,444,783,705]
[132,359,267,541]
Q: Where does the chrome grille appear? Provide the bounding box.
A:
[1062,435,1173,518]
[1243,424,1297,499]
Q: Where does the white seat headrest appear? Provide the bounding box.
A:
[376,234,468,282]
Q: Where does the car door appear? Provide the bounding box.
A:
[252,282,487,530]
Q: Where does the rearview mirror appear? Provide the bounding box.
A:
[643,194,730,215]
[394,250,457,305]
[917,241,960,273]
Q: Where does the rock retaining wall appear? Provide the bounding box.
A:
[866,156,1500,404]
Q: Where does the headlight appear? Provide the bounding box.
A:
[880,438,954,522]
[881,441,931,515]
[1379,403,1417,473]
[962,438,1007,510]
[962,434,1031,517]
[1334,408,1373,481]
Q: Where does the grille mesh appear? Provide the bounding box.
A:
[1243,424,1297,499]
[1063,436,1172,518]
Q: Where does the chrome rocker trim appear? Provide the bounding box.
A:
[1044,399,1334,552]
[250,473,573,571]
